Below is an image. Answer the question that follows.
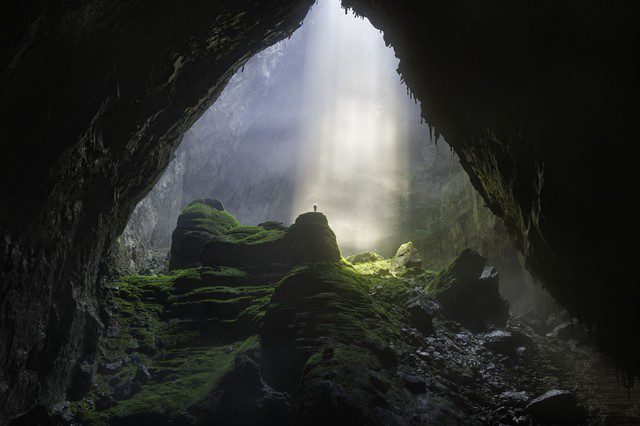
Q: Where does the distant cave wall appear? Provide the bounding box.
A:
[115,34,307,274]
[0,0,313,421]
[344,0,640,377]
[398,142,543,316]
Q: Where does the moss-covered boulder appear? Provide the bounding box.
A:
[168,199,240,270]
[389,242,422,277]
[285,212,341,264]
[200,212,341,269]
[261,262,411,423]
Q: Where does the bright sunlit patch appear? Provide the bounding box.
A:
[291,0,415,254]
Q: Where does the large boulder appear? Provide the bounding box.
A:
[168,199,239,270]
[405,291,434,335]
[200,212,340,268]
[483,330,533,356]
[525,389,586,424]
[208,355,293,425]
[390,242,422,277]
[286,213,341,264]
[546,322,588,341]
[433,249,509,331]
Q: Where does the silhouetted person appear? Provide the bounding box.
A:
[313,204,317,212]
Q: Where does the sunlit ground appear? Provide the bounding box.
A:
[290,0,425,254]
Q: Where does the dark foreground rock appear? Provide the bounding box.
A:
[405,291,434,335]
[209,355,293,425]
[525,389,586,424]
[434,249,509,330]
[483,330,533,357]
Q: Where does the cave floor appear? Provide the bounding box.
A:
[56,258,640,426]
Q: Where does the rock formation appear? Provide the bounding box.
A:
[169,199,238,270]
[49,211,635,424]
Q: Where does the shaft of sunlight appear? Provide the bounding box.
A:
[291,0,410,254]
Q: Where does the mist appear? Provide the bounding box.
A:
[290,0,423,253]
[170,0,429,254]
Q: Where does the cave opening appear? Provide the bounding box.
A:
[120,0,539,314]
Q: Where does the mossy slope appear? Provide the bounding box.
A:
[74,266,276,424]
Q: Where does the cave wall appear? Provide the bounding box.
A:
[0,1,313,420]
[0,0,638,421]
[342,0,640,378]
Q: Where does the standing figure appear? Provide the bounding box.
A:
[313,204,317,212]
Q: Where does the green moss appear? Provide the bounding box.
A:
[350,258,393,275]
[346,251,384,264]
[170,204,242,269]
[79,337,259,423]
[216,225,286,245]
[180,204,239,228]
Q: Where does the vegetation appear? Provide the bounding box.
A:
[74,266,276,424]
[215,225,285,245]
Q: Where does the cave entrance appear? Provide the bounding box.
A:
[119,0,538,315]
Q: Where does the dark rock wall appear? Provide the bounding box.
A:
[0,0,313,421]
[343,0,640,377]
[0,0,638,420]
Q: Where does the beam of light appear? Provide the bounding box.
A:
[291,0,418,254]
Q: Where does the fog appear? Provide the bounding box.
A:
[290,0,422,252]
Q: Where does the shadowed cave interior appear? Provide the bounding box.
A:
[0,0,639,424]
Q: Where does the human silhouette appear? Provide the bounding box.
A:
[313,204,317,212]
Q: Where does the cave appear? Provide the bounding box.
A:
[1,0,639,424]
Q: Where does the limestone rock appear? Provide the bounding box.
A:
[67,363,94,401]
[435,250,509,331]
[113,380,141,401]
[547,322,588,341]
[390,242,422,277]
[169,200,240,270]
[210,355,292,425]
[286,213,341,264]
[97,360,123,375]
[49,401,74,425]
[133,364,151,384]
[95,395,118,411]
[405,292,434,335]
[483,330,533,356]
[257,221,287,231]
[525,389,585,423]
[200,212,340,268]
[401,374,427,394]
